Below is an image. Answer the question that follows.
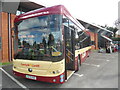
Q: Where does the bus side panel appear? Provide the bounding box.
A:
[75,46,91,68]
[80,50,91,63]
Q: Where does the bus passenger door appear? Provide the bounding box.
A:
[64,26,75,80]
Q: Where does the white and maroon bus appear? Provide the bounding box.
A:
[13,5,91,84]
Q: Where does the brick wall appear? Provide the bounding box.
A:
[1,12,9,63]
[94,33,98,50]
[89,32,98,50]
[1,12,16,63]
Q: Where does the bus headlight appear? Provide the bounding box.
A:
[53,71,56,74]
[56,70,61,73]
[52,70,61,74]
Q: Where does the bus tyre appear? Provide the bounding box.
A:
[87,52,90,57]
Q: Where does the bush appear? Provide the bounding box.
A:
[112,37,120,41]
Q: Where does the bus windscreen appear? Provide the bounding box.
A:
[14,14,63,62]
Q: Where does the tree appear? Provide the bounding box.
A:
[100,25,118,37]
[106,27,118,37]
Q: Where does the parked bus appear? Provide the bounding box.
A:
[13,5,91,84]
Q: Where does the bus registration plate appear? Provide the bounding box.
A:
[26,75,36,80]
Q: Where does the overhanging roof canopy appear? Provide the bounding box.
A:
[1,0,45,14]
[101,35,112,42]
[77,19,113,35]
[18,1,45,12]
[77,19,113,42]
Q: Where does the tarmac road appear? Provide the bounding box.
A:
[1,51,118,89]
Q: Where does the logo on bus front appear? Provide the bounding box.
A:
[21,63,40,67]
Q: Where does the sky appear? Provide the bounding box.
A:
[30,0,119,27]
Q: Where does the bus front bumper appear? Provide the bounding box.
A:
[13,70,65,84]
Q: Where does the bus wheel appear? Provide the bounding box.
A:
[87,52,90,57]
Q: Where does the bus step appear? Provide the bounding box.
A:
[66,70,75,81]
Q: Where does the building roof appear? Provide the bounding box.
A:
[1,0,44,14]
[77,19,113,42]
[18,1,45,12]
[77,19,113,34]
[101,35,112,42]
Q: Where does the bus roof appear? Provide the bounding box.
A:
[14,5,85,30]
